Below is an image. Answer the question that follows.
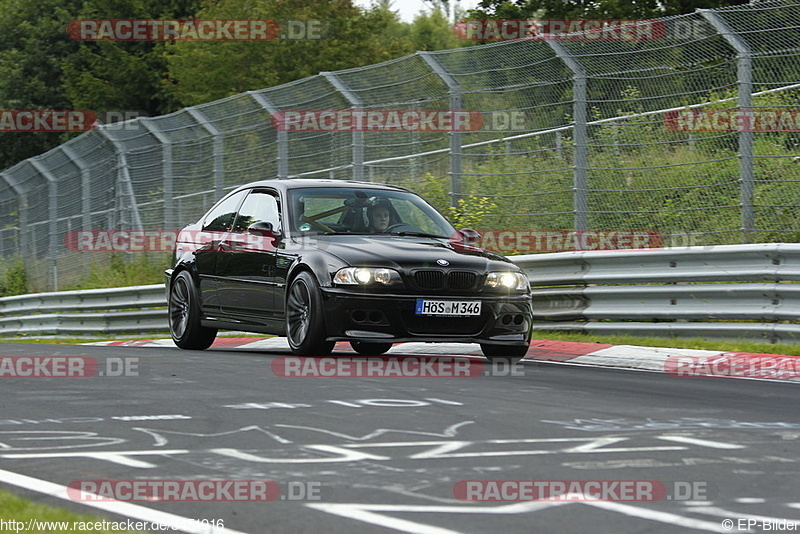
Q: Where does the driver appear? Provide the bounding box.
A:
[367,203,391,233]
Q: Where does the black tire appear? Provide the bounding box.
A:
[286,271,335,356]
[350,341,393,356]
[169,270,217,350]
[480,343,529,363]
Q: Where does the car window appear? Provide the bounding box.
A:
[202,190,247,232]
[288,188,454,236]
[232,191,280,232]
[392,198,446,235]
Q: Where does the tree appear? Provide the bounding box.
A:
[469,0,750,19]
[62,0,204,116]
[0,0,84,170]
[409,8,464,51]
[164,0,415,107]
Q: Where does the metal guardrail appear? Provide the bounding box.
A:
[0,284,165,335]
[0,243,799,342]
[514,243,800,344]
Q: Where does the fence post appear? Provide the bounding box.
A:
[96,127,144,232]
[700,9,754,243]
[248,91,289,179]
[418,51,463,209]
[547,41,588,232]
[60,146,91,234]
[139,119,174,230]
[321,72,363,181]
[60,146,92,274]
[0,172,26,258]
[186,107,225,201]
[28,160,59,290]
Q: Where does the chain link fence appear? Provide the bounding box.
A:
[2,0,800,291]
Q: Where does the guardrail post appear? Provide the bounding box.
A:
[321,72,363,181]
[96,127,144,232]
[186,107,225,201]
[28,160,60,290]
[139,119,174,229]
[0,172,26,258]
[248,91,289,179]
[419,51,463,209]
[700,9,754,243]
[546,41,588,233]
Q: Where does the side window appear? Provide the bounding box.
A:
[232,191,280,232]
[202,190,247,231]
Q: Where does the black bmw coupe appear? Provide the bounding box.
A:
[165,179,533,361]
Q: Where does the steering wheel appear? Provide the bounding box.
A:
[385,223,418,233]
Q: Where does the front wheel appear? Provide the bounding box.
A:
[480,343,529,363]
[350,341,393,356]
[169,270,217,350]
[286,271,335,356]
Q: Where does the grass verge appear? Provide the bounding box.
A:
[0,489,148,533]
[533,331,800,356]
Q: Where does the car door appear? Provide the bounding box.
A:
[216,189,282,324]
[194,189,248,314]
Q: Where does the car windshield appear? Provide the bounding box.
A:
[288,187,455,238]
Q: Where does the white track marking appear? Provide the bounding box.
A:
[0,467,247,533]
[656,436,745,449]
[584,501,735,532]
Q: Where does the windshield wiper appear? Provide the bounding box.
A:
[394,231,448,239]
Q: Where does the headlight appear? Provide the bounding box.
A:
[334,267,402,286]
[485,271,529,291]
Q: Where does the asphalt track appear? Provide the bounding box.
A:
[0,340,798,534]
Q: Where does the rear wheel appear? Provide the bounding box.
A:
[350,341,393,356]
[480,343,529,363]
[286,271,335,356]
[169,270,217,350]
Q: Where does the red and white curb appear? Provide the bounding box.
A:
[82,338,800,383]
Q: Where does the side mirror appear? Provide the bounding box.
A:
[247,221,282,240]
[457,228,482,246]
[448,228,482,251]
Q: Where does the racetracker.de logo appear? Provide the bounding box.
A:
[664,109,800,132]
[0,356,139,378]
[664,354,800,380]
[67,480,280,502]
[477,230,662,253]
[0,111,96,132]
[454,19,665,41]
[270,110,485,132]
[64,230,279,253]
[272,356,486,378]
[67,19,280,41]
[454,480,667,501]
[453,480,711,502]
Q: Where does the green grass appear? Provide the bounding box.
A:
[533,330,800,356]
[0,489,149,533]
[0,332,269,344]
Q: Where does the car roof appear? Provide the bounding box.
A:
[232,179,412,195]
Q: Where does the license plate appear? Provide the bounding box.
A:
[415,299,481,316]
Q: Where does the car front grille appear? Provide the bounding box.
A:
[412,270,478,292]
[414,270,446,290]
[448,271,477,290]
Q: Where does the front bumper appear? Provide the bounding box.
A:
[320,288,532,345]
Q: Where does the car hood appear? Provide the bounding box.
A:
[296,234,517,272]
